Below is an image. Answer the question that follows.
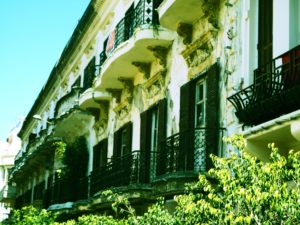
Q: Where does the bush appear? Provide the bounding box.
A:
[3,135,300,224]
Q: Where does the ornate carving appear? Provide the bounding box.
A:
[118,77,134,90]
[113,97,132,128]
[94,118,108,135]
[181,30,217,69]
[147,46,169,66]
[132,62,151,79]
[177,22,193,45]
[143,69,166,106]
[106,88,122,103]
[202,0,220,29]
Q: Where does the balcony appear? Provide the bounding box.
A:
[158,0,217,30]
[10,128,57,181]
[79,88,111,110]
[228,45,300,126]
[53,87,93,139]
[155,127,224,179]
[0,184,16,204]
[90,151,147,196]
[94,0,174,91]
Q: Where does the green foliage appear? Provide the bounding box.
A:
[3,135,300,224]
[53,141,67,160]
[5,206,56,225]
[174,135,300,224]
[63,136,88,179]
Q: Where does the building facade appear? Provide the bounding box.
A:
[0,119,23,220]
[6,0,300,215]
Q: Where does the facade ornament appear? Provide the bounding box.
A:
[143,69,167,107]
[181,30,217,74]
[147,46,169,66]
[106,88,122,103]
[132,62,151,79]
[177,22,193,45]
[202,1,220,29]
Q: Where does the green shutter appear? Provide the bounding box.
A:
[179,80,196,170]
[140,110,150,182]
[113,129,121,158]
[93,143,101,171]
[205,63,220,169]
[124,122,132,155]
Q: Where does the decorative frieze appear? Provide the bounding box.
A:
[143,69,167,107]
[113,97,132,129]
[147,46,169,66]
[132,62,151,79]
[177,22,193,45]
[181,30,217,76]
[106,88,122,103]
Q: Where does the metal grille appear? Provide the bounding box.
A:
[228,45,300,125]
[155,128,224,177]
[90,150,146,196]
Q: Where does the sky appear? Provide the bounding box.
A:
[0,0,90,140]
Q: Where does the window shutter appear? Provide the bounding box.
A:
[179,81,196,170]
[179,81,196,132]
[205,63,220,169]
[140,110,150,182]
[113,129,121,158]
[124,122,132,155]
[157,98,167,143]
[156,98,167,175]
[100,138,108,168]
[93,143,101,171]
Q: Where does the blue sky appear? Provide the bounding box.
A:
[0,1,90,140]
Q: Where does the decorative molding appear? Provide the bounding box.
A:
[106,88,122,103]
[177,22,193,45]
[113,97,132,128]
[181,30,217,69]
[147,46,169,66]
[132,62,151,79]
[143,69,167,106]
[202,0,220,29]
[94,118,108,135]
[118,77,134,90]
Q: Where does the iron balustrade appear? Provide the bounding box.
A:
[54,87,82,118]
[155,128,224,177]
[50,178,71,204]
[33,181,45,201]
[90,150,146,196]
[99,0,161,69]
[228,45,300,125]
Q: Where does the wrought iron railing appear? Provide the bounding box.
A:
[54,87,81,118]
[99,0,161,68]
[15,189,32,209]
[50,178,73,204]
[83,58,96,92]
[228,45,300,125]
[155,128,224,177]
[90,150,146,196]
[33,181,45,201]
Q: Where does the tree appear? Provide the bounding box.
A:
[174,135,300,224]
[3,135,300,224]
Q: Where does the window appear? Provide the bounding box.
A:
[140,99,167,181]
[93,139,108,171]
[113,122,132,158]
[195,80,206,128]
[150,108,158,152]
[179,63,220,171]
